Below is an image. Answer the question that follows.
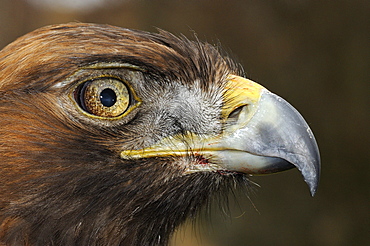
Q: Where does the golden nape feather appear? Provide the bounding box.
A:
[0,23,320,246]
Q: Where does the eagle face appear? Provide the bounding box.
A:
[0,23,320,245]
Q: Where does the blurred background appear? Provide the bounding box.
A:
[0,0,368,245]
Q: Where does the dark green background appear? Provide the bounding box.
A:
[1,1,368,245]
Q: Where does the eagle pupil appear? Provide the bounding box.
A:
[100,88,117,107]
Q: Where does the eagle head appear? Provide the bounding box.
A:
[0,23,320,245]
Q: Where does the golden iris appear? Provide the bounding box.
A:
[76,78,130,118]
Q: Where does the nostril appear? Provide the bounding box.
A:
[227,105,247,120]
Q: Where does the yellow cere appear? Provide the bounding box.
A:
[223,75,265,118]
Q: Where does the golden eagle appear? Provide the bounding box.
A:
[0,23,320,246]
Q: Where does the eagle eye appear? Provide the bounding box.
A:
[74,77,131,118]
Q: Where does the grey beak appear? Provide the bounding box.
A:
[215,90,321,196]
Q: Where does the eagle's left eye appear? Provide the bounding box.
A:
[74,77,131,118]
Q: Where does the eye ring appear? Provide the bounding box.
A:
[74,77,132,118]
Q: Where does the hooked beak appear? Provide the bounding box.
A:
[121,75,320,196]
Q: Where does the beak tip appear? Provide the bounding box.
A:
[303,159,320,197]
[308,179,319,196]
[309,181,319,196]
[310,188,317,197]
